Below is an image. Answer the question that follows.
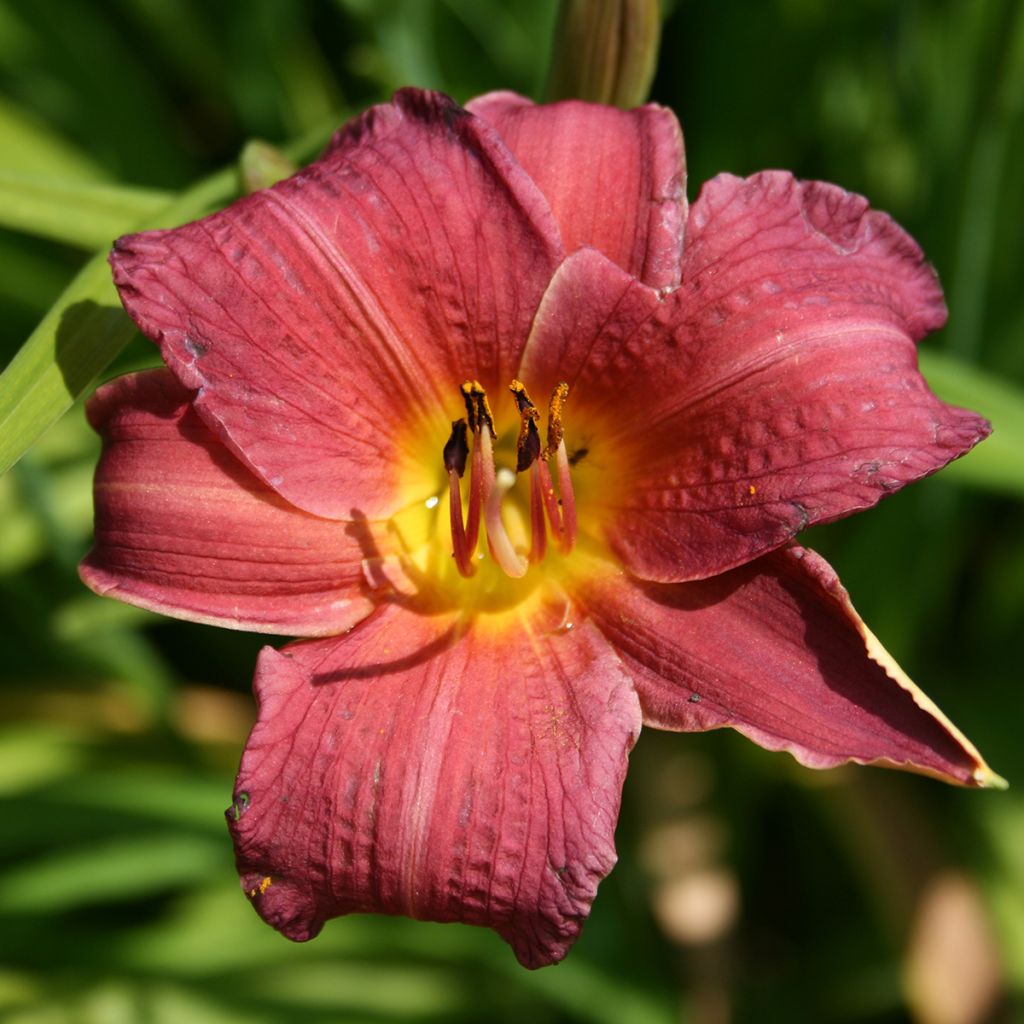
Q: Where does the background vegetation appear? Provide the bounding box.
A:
[1,1,1022,1021]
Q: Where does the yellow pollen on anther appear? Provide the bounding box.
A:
[544,382,570,459]
[749,484,757,496]
[460,379,494,435]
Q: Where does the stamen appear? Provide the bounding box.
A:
[442,378,578,577]
[465,417,494,556]
[485,468,528,578]
[448,468,474,577]
[461,379,494,435]
[443,419,469,478]
[554,439,578,553]
[529,462,547,563]
[443,419,474,577]
[509,380,542,472]
[544,382,569,460]
[535,458,564,542]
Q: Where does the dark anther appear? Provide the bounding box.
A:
[509,380,542,472]
[517,417,542,472]
[509,379,536,415]
[460,380,494,435]
[443,419,470,476]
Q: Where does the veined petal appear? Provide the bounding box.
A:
[227,599,641,968]
[111,89,564,521]
[520,174,989,583]
[572,546,1002,787]
[468,90,686,290]
[80,370,374,637]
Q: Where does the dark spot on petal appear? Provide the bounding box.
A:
[442,100,470,133]
[184,337,208,358]
[688,693,702,704]
[228,791,250,821]
[790,501,809,533]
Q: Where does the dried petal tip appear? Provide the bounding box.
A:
[973,766,1009,790]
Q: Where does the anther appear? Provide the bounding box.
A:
[544,382,569,460]
[461,380,494,436]
[443,419,469,477]
[509,380,542,472]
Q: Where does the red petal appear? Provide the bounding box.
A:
[80,370,374,636]
[468,90,686,290]
[227,599,641,967]
[573,547,1001,787]
[520,173,990,583]
[110,89,563,520]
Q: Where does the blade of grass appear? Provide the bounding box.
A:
[0,115,342,477]
[920,349,1024,498]
[0,166,235,477]
[0,172,171,249]
[0,95,107,180]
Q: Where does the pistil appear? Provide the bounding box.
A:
[529,463,547,564]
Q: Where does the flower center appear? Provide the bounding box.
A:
[444,380,578,580]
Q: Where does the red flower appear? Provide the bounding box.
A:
[81,89,1000,968]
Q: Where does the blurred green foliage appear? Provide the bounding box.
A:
[1,1,1023,1022]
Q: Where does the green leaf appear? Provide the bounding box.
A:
[0,172,171,249]
[0,165,237,478]
[0,95,107,180]
[0,725,85,797]
[919,349,1024,497]
[0,119,338,478]
[0,833,225,912]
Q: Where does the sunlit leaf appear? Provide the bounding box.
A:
[0,833,226,912]
[0,172,171,249]
[50,768,234,833]
[0,166,237,478]
[0,726,85,797]
[979,796,1024,988]
[919,349,1024,497]
[0,237,72,311]
[241,962,467,1017]
[0,96,107,180]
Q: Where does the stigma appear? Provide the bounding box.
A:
[443,380,578,579]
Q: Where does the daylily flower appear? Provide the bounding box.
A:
[82,88,1001,968]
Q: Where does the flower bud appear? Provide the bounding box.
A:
[239,140,297,194]
[546,0,661,108]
